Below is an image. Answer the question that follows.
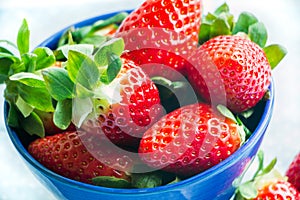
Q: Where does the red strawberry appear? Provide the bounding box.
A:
[235,151,300,200]
[187,35,272,113]
[286,152,300,192]
[116,0,203,80]
[253,180,300,200]
[138,103,244,177]
[78,57,164,147]
[28,131,133,185]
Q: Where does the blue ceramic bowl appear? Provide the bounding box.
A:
[4,10,275,200]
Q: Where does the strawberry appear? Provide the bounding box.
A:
[234,151,300,200]
[116,0,203,80]
[28,131,133,186]
[286,152,300,192]
[187,35,272,113]
[138,103,245,177]
[78,56,164,147]
[186,3,287,114]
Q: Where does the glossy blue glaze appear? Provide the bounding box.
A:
[4,11,275,200]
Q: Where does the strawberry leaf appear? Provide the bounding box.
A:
[17,19,30,55]
[33,47,56,70]
[66,50,99,90]
[72,97,93,127]
[15,95,34,117]
[54,99,72,130]
[21,53,37,72]
[214,3,229,15]
[100,52,122,84]
[232,12,258,34]
[56,44,94,59]
[131,172,163,188]
[6,103,20,128]
[248,22,268,48]
[216,104,237,123]
[9,72,44,87]
[236,181,258,199]
[199,3,234,44]
[79,35,107,46]
[9,72,54,112]
[263,44,287,69]
[92,176,131,188]
[20,111,45,137]
[94,37,124,67]
[42,67,75,101]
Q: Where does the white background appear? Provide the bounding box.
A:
[0,0,299,199]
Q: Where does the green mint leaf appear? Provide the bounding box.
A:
[216,104,237,123]
[42,67,75,101]
[232,12,258,34]
[131,172,163,188]
[54,99,72,130]
[92,176,131,188]
[21,53,37,72]
[100,53,122,84]
[15,95,34,117]
[67,50,99,90]
[263,44,287,69]
[248,22,268,48]
[20,111,45,137]
[33,47,56,70]
[17,19,30,55]
[94,37,124,67]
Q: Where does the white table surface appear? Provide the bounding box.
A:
[0,0,299,199]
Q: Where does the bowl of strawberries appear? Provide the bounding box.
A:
[1,0,287,200]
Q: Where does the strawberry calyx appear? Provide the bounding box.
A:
[234,150,283,200]
[0,19,127,137]
[92,176,131,189]
[151,76,198,113]
[57,12,129,47]
[199,3,287,69]
[216,104,249,143]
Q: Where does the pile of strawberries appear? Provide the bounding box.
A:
[1,0,298,198]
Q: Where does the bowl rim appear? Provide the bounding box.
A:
[4,10,275,195]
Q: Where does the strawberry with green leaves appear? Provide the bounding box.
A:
[77,54,164,147]
[186,3,287,113]
[116,0,203,80]
[286,152,300,192]
[138,103,246,177]
[234,151,300,200]
[1,19,163,147]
